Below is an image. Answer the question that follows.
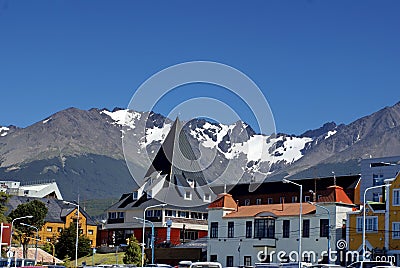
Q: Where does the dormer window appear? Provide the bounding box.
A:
[184,191,192,200]
[204,193,211,202]
[133,191,138,200]
[187,179,195,188]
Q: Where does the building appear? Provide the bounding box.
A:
[7,196,98,247]
[207,185,356,267]
[347,172,400,264]
[360,156,400,203]
[0,180,63,200]
[100,118,212,247]
[228,174,360,206]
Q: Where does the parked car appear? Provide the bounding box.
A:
[347,261,393,268]
[189,262,222,268]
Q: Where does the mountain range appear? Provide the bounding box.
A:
[1,101,400,200]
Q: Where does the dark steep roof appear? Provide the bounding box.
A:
[6,196,97,226]
[142,118,215,206]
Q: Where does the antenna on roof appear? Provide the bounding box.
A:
[332,171,336,186]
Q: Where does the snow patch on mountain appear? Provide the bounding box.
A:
[101,109,141,128]
[190,122,236,150]
[324,130,337,139]
[232,135,312,164]
[141,123,172,148]
[0,126,9,137]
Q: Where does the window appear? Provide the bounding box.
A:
[118,212,125,219]
[244,256,252,267]
[373,193,382,202]
[46,238,51,242]
[256,198,262,205]
[304,196,311,202]
[393,189,400,206]
[210,222,218,238]
[283,220,290,238]
[373,174,384,186]
[165,210,177,217]
[246,221,252,238]
[178,211,189,218]
[226,256,234,267]
[254,219,275,238]
[210,255,218,262]
[46,227,53,232]
[109,212,117,219]
[204,193,211,202]
[228,222,234,238]
[133,191,138,200]
[356,217,378,232]
[320,219,329,237]
[90,240,93,245]
[393,222,400,239]
[303,219,310,237]
[88,230,94,235]
[184,191,192,200]
[267,198,273,204]
[280,197,285,204]
[292,196,298,203]
[58,227,63,233]
[244,199,250,206]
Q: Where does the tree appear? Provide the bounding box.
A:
[55,225,91,260]
[9,199,48,258]
[0,192,9,222]
[123,235,142,265]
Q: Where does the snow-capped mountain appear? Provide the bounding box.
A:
[0,101,400,199]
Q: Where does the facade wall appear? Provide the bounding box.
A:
[360,156,400,204]
[38,208,98,247]
[207,204,352,267]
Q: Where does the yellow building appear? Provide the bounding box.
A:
[8,196,98,247]
[347,173,400,263]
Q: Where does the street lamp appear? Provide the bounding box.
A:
[283,179,302,268]
[142,204,166,266]
[362,184,391,259]
[19,223,38,265]
[308,202,330,263]
[133,217,155,264]
[64,200,80,267]
[9,216,33,249]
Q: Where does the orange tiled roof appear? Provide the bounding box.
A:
[223,202,316,218]
[208,193,237,210]
[318,185,353,204]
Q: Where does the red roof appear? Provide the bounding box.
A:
[318,185,353,204]
[208,193,237,210]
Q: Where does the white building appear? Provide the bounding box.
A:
[0,180,63,199]
[207,186,356,267]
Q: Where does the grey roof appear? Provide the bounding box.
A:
[107,191,209,212]
[142,118,216,206]
[174,236,208,251]
[6,196,97,225]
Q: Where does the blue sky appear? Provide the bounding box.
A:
[0,0,399,135]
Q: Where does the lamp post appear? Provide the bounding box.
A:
[27,237,55,264]
[19,223,38,265]
[64,200,80,267]
[308,202,330,263]
[362,184,391,260]
[134,217,155,264]
[142,204,166,266]
[283,179,302,268]
[9,216,33,249]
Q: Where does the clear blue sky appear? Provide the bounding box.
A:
[0,0,399,135]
